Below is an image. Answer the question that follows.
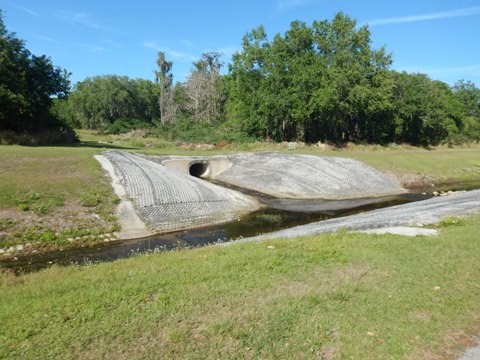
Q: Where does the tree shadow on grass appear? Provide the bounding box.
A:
[3,141,136,150]
[75,141,136,150]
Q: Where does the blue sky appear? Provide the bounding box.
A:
[1,0,480,86]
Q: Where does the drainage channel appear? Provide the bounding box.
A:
[1,192,432,274]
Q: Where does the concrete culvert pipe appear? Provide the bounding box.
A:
[189,161,210,178]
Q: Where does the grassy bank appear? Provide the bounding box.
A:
[1,215,480,359]
[0,145,119,251]
[328,148,480,188]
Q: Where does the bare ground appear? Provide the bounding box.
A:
[0,200,117,257]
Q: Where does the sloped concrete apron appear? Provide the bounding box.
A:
[99,150,479,240]
[223,189,480,245]
[94,155,151,239]
[217,152,406,200]
[103,151,260,233]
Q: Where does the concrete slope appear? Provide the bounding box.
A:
[225,189,480,245]
[94,155,151,239]
[217,152,406,199]
[104,151,260,233]
[459,344,480,360]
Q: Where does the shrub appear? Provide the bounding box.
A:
[105,118,153,135]
[151,118,257,144]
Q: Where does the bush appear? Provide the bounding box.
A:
[151,118,257,144]
[105,118,153,135]
[0,127,78,145]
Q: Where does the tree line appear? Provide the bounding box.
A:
[227,13,479,145]
[2,10,479,145]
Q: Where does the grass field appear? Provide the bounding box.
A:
[1,215,480,359]
[0,145,119,250]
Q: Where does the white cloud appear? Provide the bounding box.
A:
[74,42,106,53]
[142,41,196,62]
[88,45,105,53]
[54,11,123,34]
[104,39,123,49]
[216,46,240,58]
[367,6,480,26]
[400,64,480,77]
[181,39,194,47]
[142,41,156,49]
[277,0,316,11]
[33,34,59,43]
[17,5,39,17]
[3,1,40,17]
[56,11,101,29]
[143,42,239,66]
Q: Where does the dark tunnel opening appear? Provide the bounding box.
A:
[189,162,209,178]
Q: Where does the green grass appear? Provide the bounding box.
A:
[0,145,119,249]
[0,145,98,208]
[1,215,480,359]
[328,148,480,185]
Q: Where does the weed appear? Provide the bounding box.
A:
[12,192,63,215]
[130,140,147,148]
[256,213,283,224]
[0,219,15,232]
[28,192,40,201]
[32,201,51,215]
[17,203,29,212]
[438,217,467,228]
[111,196,120,205]
[39,229,56,243]
[80,192,102,207]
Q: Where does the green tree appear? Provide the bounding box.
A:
[0,9,70,135]
[132,79,161,122]
[310,13,393,143]
[227,25,271,139]
[59,76,159,130]
[453,80,480,142]
[391,72,463,145]
[227,13,393,143]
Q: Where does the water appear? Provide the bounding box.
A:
[0,192,431,274]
